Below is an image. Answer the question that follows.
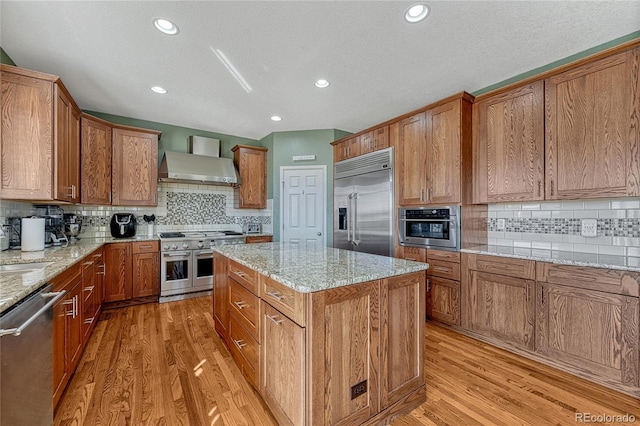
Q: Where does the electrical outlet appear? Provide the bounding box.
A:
[351,380,367,400]
[497,218,506,231]
[581,219,598,237]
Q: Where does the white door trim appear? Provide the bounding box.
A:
[280,165,327,247]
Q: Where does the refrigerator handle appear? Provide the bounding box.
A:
[353,193,360,246]
[347,193,353,243]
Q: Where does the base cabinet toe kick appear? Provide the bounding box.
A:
[213,251,427,426]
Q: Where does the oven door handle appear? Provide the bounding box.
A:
[163,252,190,257]
[194,251,214,256]
[399,218,457,223]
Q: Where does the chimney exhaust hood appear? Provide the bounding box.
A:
[158,136,241,186]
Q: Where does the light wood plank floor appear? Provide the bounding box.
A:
[55,297,640,426]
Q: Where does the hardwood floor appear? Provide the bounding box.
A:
[55,297,640,426]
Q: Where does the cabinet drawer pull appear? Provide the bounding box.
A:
[266,314,283,325]
[82,261,93,266]
[84,286,95,292]
[233,300,248,310]
[84,317,94,325]
[138,244,153,249]
[233,339,247,350]
[266,291,284,301]
[433,267,450,272]
[234,271,247,278]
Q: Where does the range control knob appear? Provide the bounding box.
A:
[197,242,204,249]
[171,244,178,250]
[182,243,189,249]
[163,244,170,250]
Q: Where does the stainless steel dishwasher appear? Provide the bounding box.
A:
[0,284,65,426]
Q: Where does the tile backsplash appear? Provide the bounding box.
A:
[487,198,640,256]
[1,182,273,241]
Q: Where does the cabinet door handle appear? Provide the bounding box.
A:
[550,180,554,196]
[420,189,424,202]
[426,187,430,201]
[525,284,530,301]
[233,339,247,350]
[233,300,248,310]
[63,298,74,317]
[72,185,77,200]
[266,314,283,325]
[266,291,284,301]
[84,286,95,292]
[537,180,542,197]
[426,279,431,292]
[84,317,94,325]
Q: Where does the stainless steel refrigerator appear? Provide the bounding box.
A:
[334,147,394,257]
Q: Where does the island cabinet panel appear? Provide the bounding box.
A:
[308,281,380,426]
[427,276,460,326]
[229,278,260,341]
[380,272,425,409]
[545,47,640,199]
[81,115,112,204]
[261,301,306,426]
[536,283,639,387]
[229,312,260,389]
[111,127,159,206]
[228,258,259,294]
[473,81,545,203]
[213,253,229,338]
[262,275,306,326]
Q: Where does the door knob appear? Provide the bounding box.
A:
[317,232,322,236]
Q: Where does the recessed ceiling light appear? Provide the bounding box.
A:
[271,115,282,122]
[151,86,167,94]
[153,18,179,35]
[315,79,330,88]
[404,4,429,23]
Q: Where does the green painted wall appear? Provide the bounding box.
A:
[83,110,260,164]
[0,47,16,66]
[473,30,640,96]
[266,129,349,245]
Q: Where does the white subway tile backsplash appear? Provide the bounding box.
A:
[572,244,598,254]
[598,210,626,219]
[612,237,640,247]
[573,210,599,218]
[504,204,522,211]
[561,201,584,210]
[531,241,552,250]
[628,257,640,268]
[496,211,514,218]
[583,200,611,210]
[551,210,573,218]
[611,200,640,209]
[598,245,625,256]
[540,202,562,211]
[551,242,573,251]
[513,241,531,248]
[627,247,640,257]
[514,211,532,218]
[520,203,541,210]
[562,234,586,244]
[627,210,640,218]
[496,239,514,246]
[531,211,552,218]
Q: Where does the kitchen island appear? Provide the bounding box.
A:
[212,242,429,426]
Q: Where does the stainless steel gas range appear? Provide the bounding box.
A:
[158,230,245,303]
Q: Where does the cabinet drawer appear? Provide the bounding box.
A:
[261,276,306,326]
[228,319,259,388]
[132,240,159,254]
[228,259,259,294]
[246,235,273,244]
[427,249,460,264]
[427,259,461,281]
[463,253,535,280]
[401,246,427,262]
[51,263,82,292]
[536,262,640,297]
[229,278,260,341]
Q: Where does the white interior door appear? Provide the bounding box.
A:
[281,166,326,248]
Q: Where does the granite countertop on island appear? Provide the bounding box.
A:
[213,242,429,293]
[462,245,640,273]
[0,235,159,315]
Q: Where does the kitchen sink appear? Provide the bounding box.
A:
[0,262,53,276]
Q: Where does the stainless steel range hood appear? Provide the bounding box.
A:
[158,136,241,186]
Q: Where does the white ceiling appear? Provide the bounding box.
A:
[2,1,639,140]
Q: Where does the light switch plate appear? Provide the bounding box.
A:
[581,219,598,237]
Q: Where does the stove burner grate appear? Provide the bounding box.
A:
[159,232,185,238]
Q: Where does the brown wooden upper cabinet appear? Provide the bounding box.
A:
[232,145,267,209]
[473,81,545,203]
[82,114,160,206]
[473,46,640,203]
[333,135,360,162]
[395,112,428,205]
[395,96,472,206]
[545,47,640,200]
[112,127,159,206]
[333,125,389,162]
[0,65,81,202]
[81,115,112,204]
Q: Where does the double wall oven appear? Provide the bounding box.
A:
[398,206,460,251]
[159,231,245,302]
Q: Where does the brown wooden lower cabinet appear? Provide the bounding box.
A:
[214,253,426,425]
[460,252,640,398]
[246,235,273,244]
[104,241,159,304]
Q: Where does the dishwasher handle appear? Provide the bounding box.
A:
[0,290,66,337]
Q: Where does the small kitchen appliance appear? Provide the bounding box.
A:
[398,206,460,251]
[63,214,82,244]
[110,213,136,238]
[244,223,262,234]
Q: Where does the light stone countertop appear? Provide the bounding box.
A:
[213,242,429,293]
[0,236,159,315]
[462,245,640,273]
